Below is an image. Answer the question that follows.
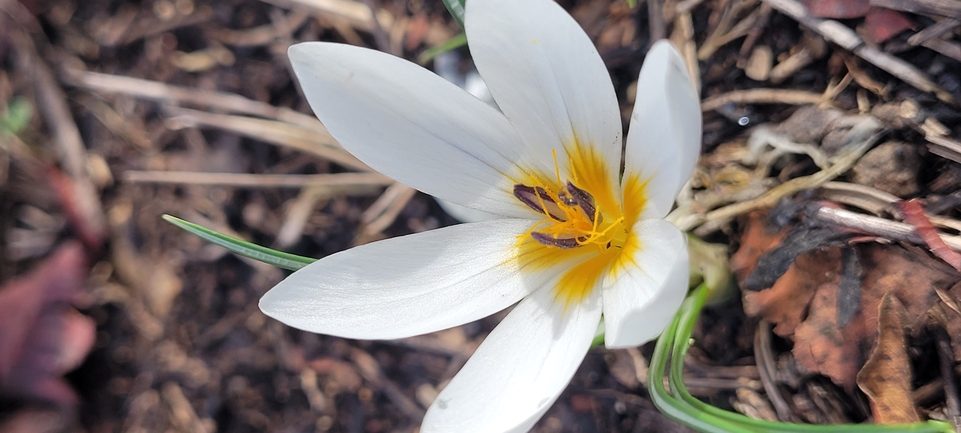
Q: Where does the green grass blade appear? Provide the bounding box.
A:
[442,0,465,29]
[418,33,468,64]
[163,215,315,271]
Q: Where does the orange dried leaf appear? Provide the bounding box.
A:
[737,212,957,389]
[856,293,920,424]
[792,245,956,389]
[731,211,788,283]
[744,249,840,336]
[793,278,865,391]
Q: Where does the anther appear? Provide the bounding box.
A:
[513,184,566,221]
[565,182,596,223]
[531,231,584,249]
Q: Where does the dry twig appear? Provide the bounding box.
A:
[123,170,391,188]
[701,89,825,111]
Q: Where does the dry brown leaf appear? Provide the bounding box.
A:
[793,245,954,389]
[940,283,961,360]
[744,249,840,336]
[856,293,920,424]
[737,207,959,389]
[730,211,788,283]
[734,210,841,337]
[857,246,956,334]
[793,275,865,391]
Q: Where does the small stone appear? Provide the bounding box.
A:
[850,141,920,197]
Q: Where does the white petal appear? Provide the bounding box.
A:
[465,0,621,189]
[422,286,601,433]
[603,219,689,349]
[436,198,500,223]
[623,40,702,219]
[259,219,566,340]
[288,43,534,219]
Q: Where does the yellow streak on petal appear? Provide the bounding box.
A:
[515,234,592,271]
[621,173,649,228]
[610,225,642,278]
[555,249,617,306]
[564,139,620,220]
[515,234,603,306]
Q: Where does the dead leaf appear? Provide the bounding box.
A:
[737,208,959,390]
[940,283,961,361]
[800,0,870,18]
[744,249,840,336]
[857,246,956,334]
[856,293,920,424]
[0,242,95,406]
[793,276,865,391]
[796,245,955,389]
[735,210,842,336]
[860,8,914,45]
[731,211,788,284]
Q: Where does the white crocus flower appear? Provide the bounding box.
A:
[261,0,701,431]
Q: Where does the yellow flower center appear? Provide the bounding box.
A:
[512,142,648,307]
[512,181,627,252]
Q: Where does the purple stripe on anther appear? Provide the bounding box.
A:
[566,182,596,223]
[531,232,581,249]
[513,184,566,221]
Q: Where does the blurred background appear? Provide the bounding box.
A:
[1,0,959,431]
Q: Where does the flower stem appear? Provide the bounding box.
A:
[649,284,954,433]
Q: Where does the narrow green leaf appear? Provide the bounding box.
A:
[626,0,637,8]
[163,214,315,271]
[648,287,756,433]
[418,33,468,64]
[442,0,466,29]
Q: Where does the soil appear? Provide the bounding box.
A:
[1,0,960,432]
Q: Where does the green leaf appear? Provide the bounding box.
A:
[0,97,33,136]
[442,0,466,29]
[590,317,606,348]
[647,287,756,433]
[163,215,315,271]
[418,33,468,64]
[626,0,637,7]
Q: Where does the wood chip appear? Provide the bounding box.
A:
[745,45,774,81]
